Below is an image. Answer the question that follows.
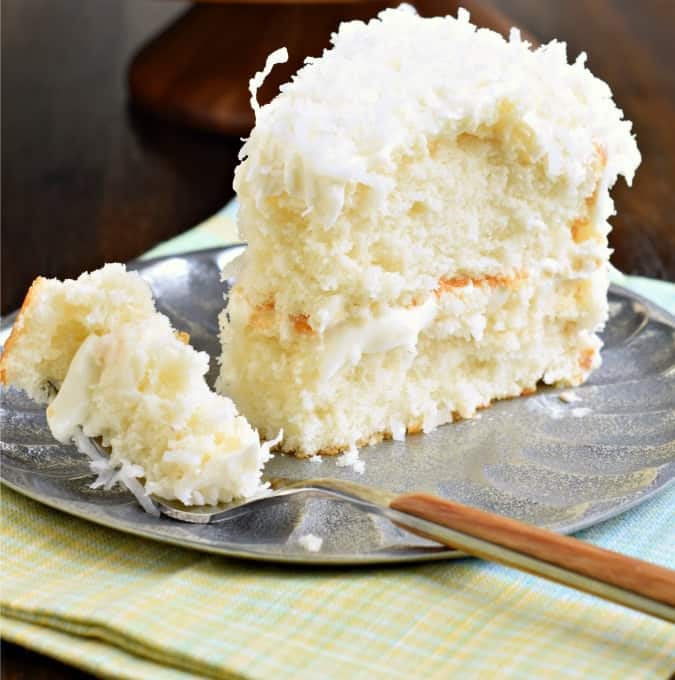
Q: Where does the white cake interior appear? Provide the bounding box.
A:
[217,8,640,456]
[0,264,156,403]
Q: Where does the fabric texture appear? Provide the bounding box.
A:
[2,202,674,679]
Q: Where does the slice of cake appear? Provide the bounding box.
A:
[217,7,640,456]
[0,264,156,403]
[1,265,278,507]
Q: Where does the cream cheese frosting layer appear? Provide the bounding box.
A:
[236,6,640,229]
[46,333,102,443]
[321,297,437,380]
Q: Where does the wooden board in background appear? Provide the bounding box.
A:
[128,0,530,136]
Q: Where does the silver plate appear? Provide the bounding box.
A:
[1,247,674,565]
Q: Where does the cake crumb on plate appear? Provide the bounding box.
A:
[297,534,323,552]
[559,390,582,403]
[336,445,365,474]
[571,407,592,418]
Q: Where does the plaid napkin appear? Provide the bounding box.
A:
[2,203,674,679]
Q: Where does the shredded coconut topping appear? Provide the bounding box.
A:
[72,428,160,516]
[248,47,289,118]
[526,395,592,420]
[236,7,640,228]
[336,445,365,474]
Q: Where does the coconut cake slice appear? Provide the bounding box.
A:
[217,7,640,456]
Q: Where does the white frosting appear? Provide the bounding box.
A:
[47,334,101,443]
[236,7,640,229]
[321,297,436,379]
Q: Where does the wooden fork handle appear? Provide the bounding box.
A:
[390,493,675,615]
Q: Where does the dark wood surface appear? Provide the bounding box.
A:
[1,641,92,680]
[127,0,522,136]
[1,0,674,677]
[1,0,240,316]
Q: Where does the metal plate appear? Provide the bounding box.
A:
[1,247,674,565]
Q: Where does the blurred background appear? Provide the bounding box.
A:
[2,0,674,318]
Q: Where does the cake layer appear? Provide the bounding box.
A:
[230,8,639,335]
[234,128,614,337]
[218,270,605,455]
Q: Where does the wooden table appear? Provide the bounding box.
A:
[1,0,674,676]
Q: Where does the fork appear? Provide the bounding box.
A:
[153,476,675,623]
[82,438,674,622]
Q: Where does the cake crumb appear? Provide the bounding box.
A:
[571,407,592,418]
[390,420,406,441]
[336,445,365,474]
[297,533,323,552]
[528,395,592,420]
[308,455,323,464]
[559,390,581,403]
[526,396,565,419]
